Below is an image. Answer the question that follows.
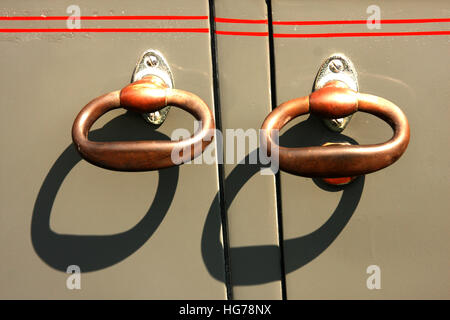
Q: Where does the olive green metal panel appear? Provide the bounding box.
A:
[272,0,449,299]
[214,0,283,299]
[0,0,226,299]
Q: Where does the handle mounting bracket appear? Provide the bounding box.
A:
[313,53,358,132]
[131,49,174,125]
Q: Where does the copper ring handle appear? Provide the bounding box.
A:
[261,81,410,177]
[72,75,215,171]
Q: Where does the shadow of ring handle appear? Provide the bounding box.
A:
[261,81,410,177]
[72,75,215,171]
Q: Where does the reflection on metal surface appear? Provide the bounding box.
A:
[321,142,356,186]
[314,53,358,132]
[131,49,174,125]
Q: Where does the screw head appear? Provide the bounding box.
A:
[145,54,158,67]
[148,111,160,121]
[329,59,344,73]
[331,118,344,125]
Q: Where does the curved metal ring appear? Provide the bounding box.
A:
[261,82,410,177]
[72,76,215,171]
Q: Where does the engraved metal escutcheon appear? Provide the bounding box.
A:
[313,53,358,132]
[131,49,174,125]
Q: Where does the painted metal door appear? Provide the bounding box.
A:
[0,0,227,299]
[271,0,449,299]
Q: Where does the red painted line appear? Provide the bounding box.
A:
[1,16,448,25]
[0,28,210,33]
[215,17,268,24]
[273,18,450,25]
[0,15,208,21]
[215,30,268,36]
[274,31,450,38]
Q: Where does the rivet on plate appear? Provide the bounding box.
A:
[329,59,344,73]
[145,54,159,67]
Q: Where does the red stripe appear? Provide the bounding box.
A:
[3,29,445,36]
[215,17,268,24]
[0,15,208,21]
[274,18,450,25]
[274,31,450,38]
[0,28,209,33]
[215,30,268,36]
[1,16,448,24]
